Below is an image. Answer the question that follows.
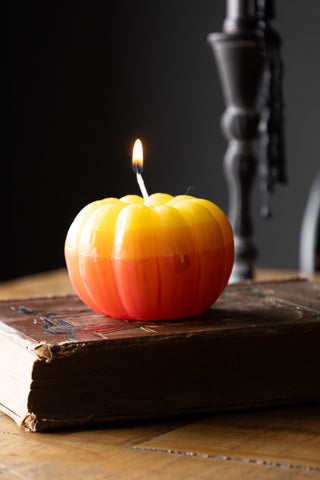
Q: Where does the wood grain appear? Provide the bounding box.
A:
[1,409,320,479]
[136,406,320,471]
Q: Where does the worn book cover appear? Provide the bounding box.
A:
[0,277,319,432]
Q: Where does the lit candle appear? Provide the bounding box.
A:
[132,138,150,206]
[65,139,234,321]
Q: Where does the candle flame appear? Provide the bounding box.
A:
[132,138,143,173]
[132,138,150,205]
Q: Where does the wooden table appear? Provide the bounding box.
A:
[0,269,320,479]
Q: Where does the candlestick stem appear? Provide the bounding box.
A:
[208,9,264,282]
[136,172,150,206]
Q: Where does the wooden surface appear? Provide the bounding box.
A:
[0,268,320,479]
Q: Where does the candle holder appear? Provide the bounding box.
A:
[208,0,286,282]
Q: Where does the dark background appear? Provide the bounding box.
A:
[5,1,319,280]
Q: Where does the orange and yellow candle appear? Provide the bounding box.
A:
[65,140,234,321]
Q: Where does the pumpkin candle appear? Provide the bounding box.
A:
[65,140,234,321]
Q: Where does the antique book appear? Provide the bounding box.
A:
[0,277,319,432]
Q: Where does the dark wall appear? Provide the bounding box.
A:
[5,1,319,280]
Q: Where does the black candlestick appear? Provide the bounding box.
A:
[208,2,264,282]
[208,0,286,282]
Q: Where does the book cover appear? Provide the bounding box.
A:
[0,277,319,431]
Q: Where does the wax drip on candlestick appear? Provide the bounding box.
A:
[132,139,150,206]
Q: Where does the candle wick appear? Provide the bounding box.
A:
[136,172,150,206]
